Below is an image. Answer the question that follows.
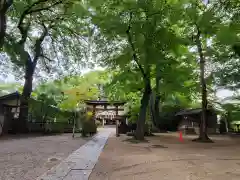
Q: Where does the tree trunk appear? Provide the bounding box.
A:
[154,95,160,125]
[226,111,231,132]
[198,58,210,141]
[194,27,212,142]
[149,92,156,125]
[149,62,162,130]
[15,8,49,129]
[0,5,6,49]
[154,64,161,127]
[18,54,35,133]
[0,0,13,49]
[135,79,151,140]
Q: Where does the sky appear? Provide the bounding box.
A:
[216,89,234,100]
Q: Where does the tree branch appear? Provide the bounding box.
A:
[126,11,147,79]
[17,0,46,37]
[63,26,88,43]
[17,0,64,45]
[0,0,13,12]
[28,0,64,14]
[195,25,205,64]
[49,34,61,65]
[0,0,13,49]
[41,56,51,73]
[33,23,48,65]
[41,54,54,62]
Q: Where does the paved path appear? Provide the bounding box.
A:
[38,128,114,180]
[0,134,90,180]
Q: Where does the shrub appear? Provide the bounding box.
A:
[75,128,81,133]
[126,132,134,136]
[81,119,97,137]
[95,120,102,127]
[127,104,140,124]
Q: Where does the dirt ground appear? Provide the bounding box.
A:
[0,133,90,180]
[89,133,240,180]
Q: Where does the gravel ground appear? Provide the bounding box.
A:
[0,134,90,180]
[89,133,240,180]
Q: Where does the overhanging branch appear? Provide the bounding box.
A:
[17,0,64,45]
[41,54,54,61]
[49,34,61,65]
[0,0,13,49]
[41,56,51,73]
[33,22,48,65]
[126,11,147,79]
[18,0,46,37]
[28,0,64,14]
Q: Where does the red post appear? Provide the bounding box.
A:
[179,131,183,142]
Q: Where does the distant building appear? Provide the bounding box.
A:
[0,92,21,135]
[176,108,218,134]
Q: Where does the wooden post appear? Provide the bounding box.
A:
[116,105,119,137]
[104,104,107,110]
[102,118,105,127]
[72,111,76,138]
[103,104,107,128]
[92,105,96,123]
[116,120,119,136]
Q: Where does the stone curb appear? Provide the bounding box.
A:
[37,129,112,180]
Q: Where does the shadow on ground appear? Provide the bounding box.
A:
[122,137,149,144]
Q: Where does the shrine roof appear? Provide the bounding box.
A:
[0,91,20,101]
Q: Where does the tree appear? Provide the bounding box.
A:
[211,1,240,91]
[218,0,239,56]
[2,0,90,132]
[33,71,108,111]
[180,1,215,142]
[1,0,237,138]
[0,0,13,49]
[89,0,184,139]
[88,0,207,139]
[178,0,239,142]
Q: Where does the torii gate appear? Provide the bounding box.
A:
[96,111,116,124]
[84,100,126,136]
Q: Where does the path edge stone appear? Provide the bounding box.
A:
[37,128,112,180]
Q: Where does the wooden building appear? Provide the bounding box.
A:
[176,108,218,134]
[0,92,21,135]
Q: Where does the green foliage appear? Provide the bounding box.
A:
[28,98,74,123]
[4,0,90,67]
[95,120,102,127]
[81,119,97,136]
[0,83,22,96]
[32,70,110,112]
[1,0,239,138]
[127,105,140,124]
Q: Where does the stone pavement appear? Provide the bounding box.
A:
[37,128,114,180]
